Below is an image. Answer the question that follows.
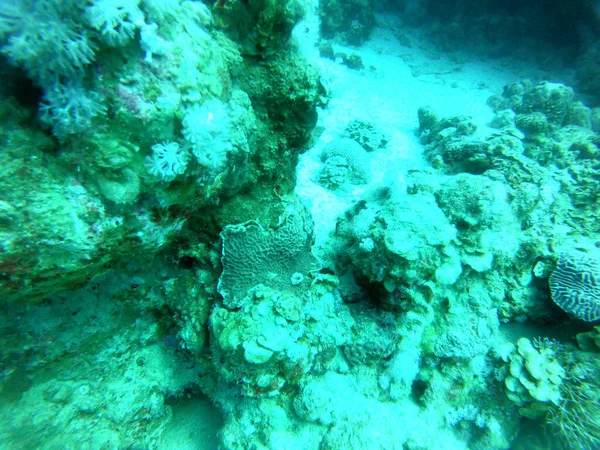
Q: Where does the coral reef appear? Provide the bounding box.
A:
[0,1,327,447]
[316,77,600,450]
[1,0,600,448]
[0,0,323,303]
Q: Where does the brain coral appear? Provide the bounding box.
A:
[549,251,600,322]
[218,210,317,309]
[319,137,370,188]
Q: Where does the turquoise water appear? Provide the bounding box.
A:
[0,1,599,449]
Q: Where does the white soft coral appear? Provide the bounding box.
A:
[182,99,232,173]
[145,141,189,182]
[86,0,144,46]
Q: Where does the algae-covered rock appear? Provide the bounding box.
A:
[0,99,131,301]
[0,272,202,449]
[576,326,600,352]
[491,80,589,128]
[515,112,548,135]
[417,108,490,173]
[342,120,388,152]
[213,0,305,58]
[415,80,600,322]
[332,185,459,292]
[433,312,499,359]
[319,0,375,45]
[209,281,354,398]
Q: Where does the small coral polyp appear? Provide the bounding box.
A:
[145,141,189,182]
[182,99,232,171]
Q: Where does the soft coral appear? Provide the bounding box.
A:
[86,0,144,47]
[39,81,106,140]
[0,0,95,86]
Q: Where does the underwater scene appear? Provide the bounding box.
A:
[1,0,600,449]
